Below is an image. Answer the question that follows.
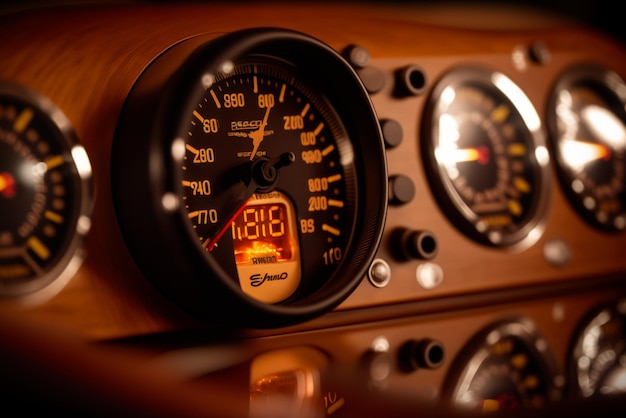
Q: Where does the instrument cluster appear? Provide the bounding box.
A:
[1,3,626,415]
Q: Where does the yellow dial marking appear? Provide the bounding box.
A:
[322,224,341,236]
[491,339,513,355]
[321,145,335,157]
[44,210,64,224]
[523,374,540,390]
[508,143,527,157]
[327,174,342,183]
[253,76,258,94]
[328,199,344,208]
[210,90,221,108]
[45,155,65,170]
[300,103,310,117]
[511,353,528,370]
[27,236,50,260]
[182,180,192,188]
[514,176,531,193]
[193,110,205,122]
[279,83,286,103]
[482,399,500,412]
[13,108,34,133]
[186,144,199,155]
[491,104,510,122]
[314,122,324,136]
[508,199,523,216]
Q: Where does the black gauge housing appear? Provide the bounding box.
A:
[111,28,387,329]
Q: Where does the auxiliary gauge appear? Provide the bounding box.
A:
[112,29,387,328]
[422,68,550,248]
[548,66,626,232]
[445,319,562,412]
[0,83,93,302]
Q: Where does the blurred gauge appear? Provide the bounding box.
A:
[0,83,93,302]
[548,66,626,231]
[445,319,562,412]
[569,299,626,397]
[422,67,550,248]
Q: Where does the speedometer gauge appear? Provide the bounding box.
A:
[548,66,626,232]
[112,29,387,328]
[422,68,550,248]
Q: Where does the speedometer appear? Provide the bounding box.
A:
[112,29,387,328]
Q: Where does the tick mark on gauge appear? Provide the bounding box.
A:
[210,90,221,108]
[328,199,344,208]
[322,224,341,236]
[322,145,335,157]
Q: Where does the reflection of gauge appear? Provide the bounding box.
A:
[0,83,93,302]
[422,68,550,247]
[446,319,562,412]
[112,29,387,328]
[569,300,626,397]
[548,66,626,231]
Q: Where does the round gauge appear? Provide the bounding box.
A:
[0,83,93,302]
[445,319,562,412]
[112,29,387,328]
[569,299,626,397]
[422,67,550,248]
[548,66,626,231]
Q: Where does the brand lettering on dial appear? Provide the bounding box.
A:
[250,272,288,287]
[231,120,262,131]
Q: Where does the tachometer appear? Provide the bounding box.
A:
[422,68,551,248]
[112,29,387,328]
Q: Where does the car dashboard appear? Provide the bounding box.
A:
[1,2,626,416]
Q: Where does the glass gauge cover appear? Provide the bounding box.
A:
[112,28,387,328]
[548,66,626,231]
[569,300,626,397]
[445,319,562,412]
[422,67,551,248]
[0,83,92,302]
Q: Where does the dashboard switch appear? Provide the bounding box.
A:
[388,175,416,205]
[392,228,438,260]
[400,338,446,372]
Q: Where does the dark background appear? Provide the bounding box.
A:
[1,0,624,45]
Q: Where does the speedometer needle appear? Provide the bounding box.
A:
[248,105,272,160]
[455,146,490,165]
[203,152,295,251]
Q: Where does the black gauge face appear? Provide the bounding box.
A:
[447,320,562,412]
[549,67,626,231]
[0,84,92,300]
[112,29,387,327]
[179,60,356,304]
[570,300,626,397]
[423,68,550,247]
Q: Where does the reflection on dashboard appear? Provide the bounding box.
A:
[1,2,626,416]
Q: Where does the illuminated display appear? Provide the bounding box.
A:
[231,193,296,265]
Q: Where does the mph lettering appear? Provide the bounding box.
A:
[250,272,288,287]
